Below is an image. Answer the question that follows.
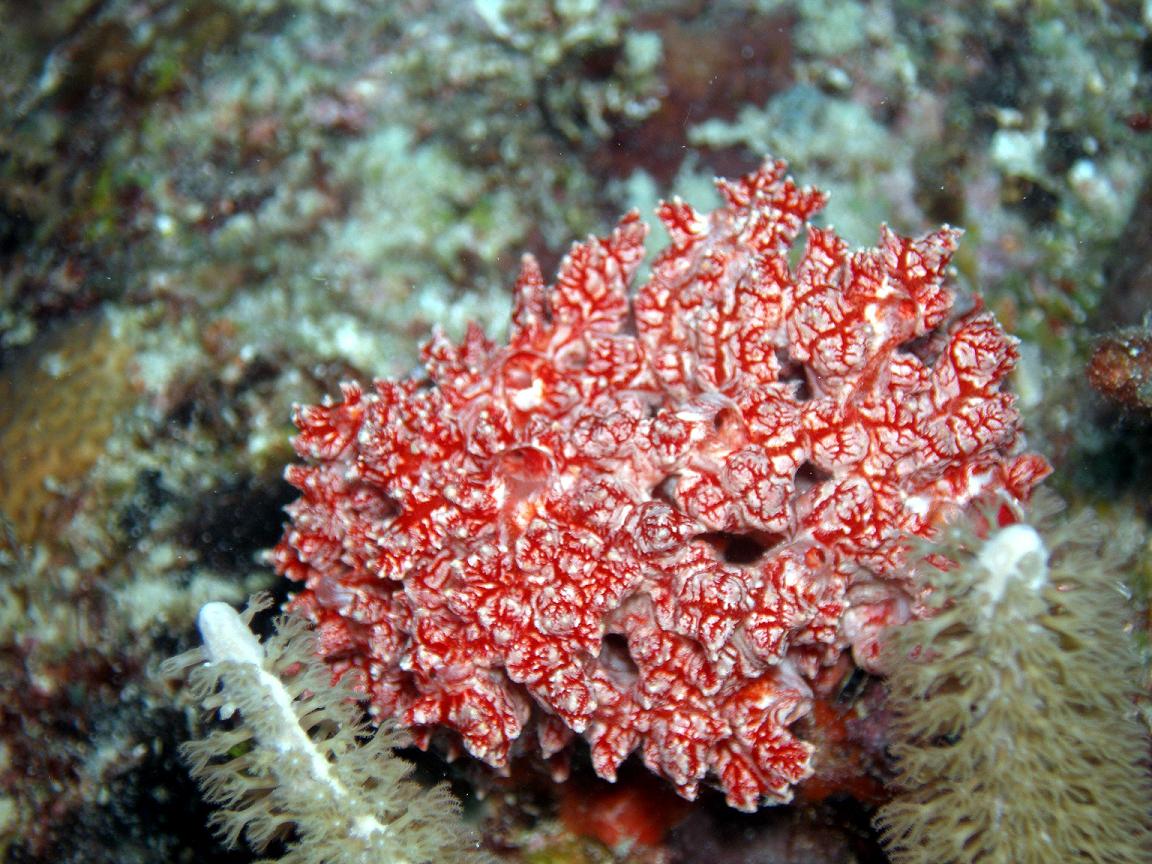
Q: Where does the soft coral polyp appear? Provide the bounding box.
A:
[273,157,1049,811]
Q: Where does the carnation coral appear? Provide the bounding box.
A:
[273,157,1049,810]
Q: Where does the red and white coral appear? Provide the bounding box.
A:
[273,158,1049,811]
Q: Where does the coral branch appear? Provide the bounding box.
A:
[166,598,490,864]
[877,513,1152,864]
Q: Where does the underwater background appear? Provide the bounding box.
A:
[1,1,1150,862]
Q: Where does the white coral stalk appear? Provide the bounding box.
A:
[166,597,490,864]
[877,513,1152,864]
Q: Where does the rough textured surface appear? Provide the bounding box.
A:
[274,158,1049,811]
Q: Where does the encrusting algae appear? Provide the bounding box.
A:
[0,313,137,548]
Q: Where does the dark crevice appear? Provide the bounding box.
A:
[598,633,639,687]
[777,360,811,401]
[794,461,832,493]
[694,529,783,565]
[650,475,678,505]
